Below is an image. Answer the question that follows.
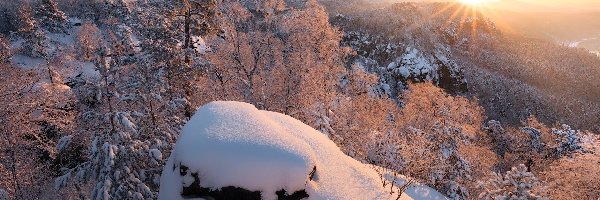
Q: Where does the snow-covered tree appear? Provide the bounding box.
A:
[551,124,583,157]
[175,0,219,64]
[18,5,49,58]
[54,1,215,197]
[55,46,169,199]
[484,120,512,159]
[330,65,399,159]
[389,82,495,199]
[314,104,336,137]
[479,164,548,200]
[106,24,137,57]
[521,127,544,153]
[431,130,472,200]
[131,0,220,117]
[76,22,103,61]
[35,0,68,33]
[203,0,346,125]
[93,0,132,23]
[1,63,77,199]
[367,131,404,172]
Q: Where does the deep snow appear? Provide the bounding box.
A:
[158,101,447,200]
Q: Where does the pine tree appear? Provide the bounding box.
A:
[36,0,68,33]
[55,47,167,200]
[54,1,208,197]
[551,124,583,157]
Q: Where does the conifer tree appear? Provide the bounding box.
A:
[54,1,220,198]
[551,124,583,157]
[55,47,163,200]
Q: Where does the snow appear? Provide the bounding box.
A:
[75,61,100,79]
[401,48,435,77]
[158,101,447,200]
[565,37,598,48]
[192,36,209,54]
[130,34,142,53]
[68,17,83,25]
[48,31,75,46]
[9,17,99,83]
[397,66,410,78]
[11,54,45,68]
[0,189,8,200]
[160,102,315,200]
[568,41,581,48]
[56,135,73,152]
[387,47,438,80]
[116,112,137,133]
[149,148,163,166]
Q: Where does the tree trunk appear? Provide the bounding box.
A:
[184,9,192,65]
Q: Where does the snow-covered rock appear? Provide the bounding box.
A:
[159,101,447,200]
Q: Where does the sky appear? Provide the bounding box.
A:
[521,0,599,6]
[394,0,600,11]
[512,0,600,11]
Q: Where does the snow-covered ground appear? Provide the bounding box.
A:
[159,101,447,200]
[9,18,100,82]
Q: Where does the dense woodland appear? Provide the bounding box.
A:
[0,0,599,199]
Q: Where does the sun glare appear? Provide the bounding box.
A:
[459,0,494,6]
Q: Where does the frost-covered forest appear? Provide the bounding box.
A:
[0,0,599,199]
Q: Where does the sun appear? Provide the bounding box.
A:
[458,0,496,6]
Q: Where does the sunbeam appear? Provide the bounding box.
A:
[458,0,497,6]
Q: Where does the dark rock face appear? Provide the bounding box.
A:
[182,184,309,200]
[182,185,262,200]
[179,164,311,200]
[276,189,309,200]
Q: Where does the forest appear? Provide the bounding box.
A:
[0,0,599,199]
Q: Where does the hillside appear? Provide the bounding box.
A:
[322,1,600,132]
[0,0,599,200]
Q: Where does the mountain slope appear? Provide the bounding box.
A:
[322,1,600,132]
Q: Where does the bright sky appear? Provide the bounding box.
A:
[522,0,599,6]
[456,0,600,11]
[521,0,600,9]
[392,0,600,11]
